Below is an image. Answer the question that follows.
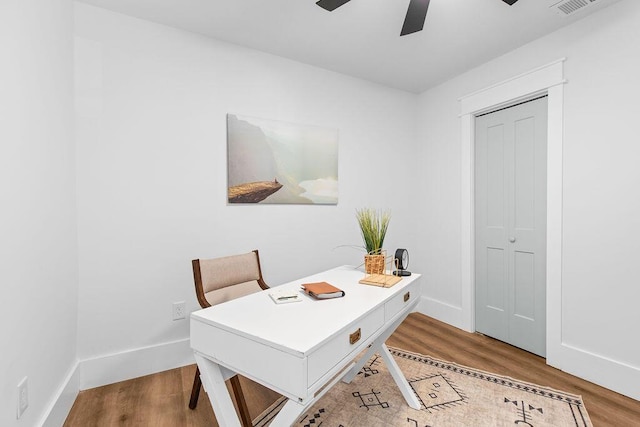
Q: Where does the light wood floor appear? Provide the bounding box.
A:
[64,313,639,426]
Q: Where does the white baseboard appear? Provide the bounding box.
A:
[79,338,194,390]
[38,338,194,426]
[549,341,640,401]
[416,295,468,331]
[39,322,640,426]
[39,360,80,427]
[418,296,639,401]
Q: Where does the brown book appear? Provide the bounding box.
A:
[301,282,345,299]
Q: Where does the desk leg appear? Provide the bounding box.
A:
[270,360,356,426]
[341,312,421,410]
[194,353,242,427]
[341,342,378,384]
[270,399,306,426]
[379,343,421,410]
[342,313,406,384]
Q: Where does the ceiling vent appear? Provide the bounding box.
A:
[550,0,601,16]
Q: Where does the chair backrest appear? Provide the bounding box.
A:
[192,250,269,308]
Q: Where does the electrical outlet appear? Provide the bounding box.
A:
[17,377,28,419]
[172,301,186,321]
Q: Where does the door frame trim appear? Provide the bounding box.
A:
[459,58,566,365]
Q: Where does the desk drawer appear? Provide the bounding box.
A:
[385,280,419,321]
[308,305,384,387]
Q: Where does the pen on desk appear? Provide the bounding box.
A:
[277,295,298,300]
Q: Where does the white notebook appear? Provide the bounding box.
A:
[269,288,302,304]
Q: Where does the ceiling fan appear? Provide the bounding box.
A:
[316,0,520,36]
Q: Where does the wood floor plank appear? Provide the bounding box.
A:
[64,313,640,426]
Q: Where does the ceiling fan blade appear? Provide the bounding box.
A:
[400,0,430,36]
[316,0,352,12]
[502,0,519,4]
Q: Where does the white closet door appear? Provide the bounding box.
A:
[475,96,548,357]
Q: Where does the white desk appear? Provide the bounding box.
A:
[190,266,422,426]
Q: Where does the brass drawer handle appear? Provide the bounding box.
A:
[349,328,361,345]
[404,292,410,302]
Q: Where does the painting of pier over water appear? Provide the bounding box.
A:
[227,114,338,204]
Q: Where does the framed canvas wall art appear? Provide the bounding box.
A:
[227,114,338,204]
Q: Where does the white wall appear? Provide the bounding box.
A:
[74,3,420,387]
[416,0,640,399]
[9,1,635,421]
[0,1,79,426]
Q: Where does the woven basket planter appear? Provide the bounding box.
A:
[364,254,385,275]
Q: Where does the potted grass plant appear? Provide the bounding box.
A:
[356,208,391,274]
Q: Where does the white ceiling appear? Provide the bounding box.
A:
[76,0,621,93]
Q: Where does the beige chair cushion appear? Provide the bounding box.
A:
[205,280,263,306]
[198,251,261,296]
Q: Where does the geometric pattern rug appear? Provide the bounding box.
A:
[253,347,592,427]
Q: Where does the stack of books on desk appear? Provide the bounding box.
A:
[301,282,345,300]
